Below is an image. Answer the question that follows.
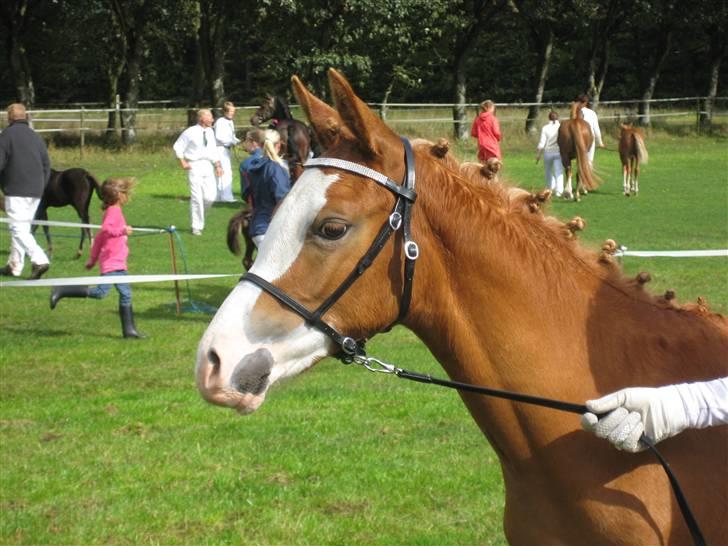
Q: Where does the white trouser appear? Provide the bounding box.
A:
[187,161,217,232]
[543,150,564,196]
[216,147,235,202]
[4,195,49,275]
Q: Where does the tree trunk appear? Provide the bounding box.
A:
[700,32,726,129]
[587,40,610,108]
[3,0,36,108]
[453,55,469,140]
[121,35,144,144]
[525,28,553,135]
[380,79,394,120]
[637,31,672,127]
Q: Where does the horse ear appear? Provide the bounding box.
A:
[291,75,352,149]
[327,68,399,158]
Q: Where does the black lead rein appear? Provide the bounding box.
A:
[351,358,707,546]
[241,137,706,546]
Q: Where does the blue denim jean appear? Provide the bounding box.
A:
[88,270,132,306]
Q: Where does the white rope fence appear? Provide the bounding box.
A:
[0,217,167,233]
[0,273,239,288]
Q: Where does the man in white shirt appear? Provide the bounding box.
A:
[535,110,563,197]
[578,94,604,167]
[173,109,222,235]
[213,101,240,203]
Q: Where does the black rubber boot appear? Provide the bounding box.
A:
[119,304,145,339]
[50,285,90,309]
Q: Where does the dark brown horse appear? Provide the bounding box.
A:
[35,168,101,258]
[558,103,598,202]
[226,208,255,270]
[250,95,318,182]
[619,124,649,196]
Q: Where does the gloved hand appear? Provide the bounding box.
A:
[581,386,688,452]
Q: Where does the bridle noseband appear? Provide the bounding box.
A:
[242,137,418,360]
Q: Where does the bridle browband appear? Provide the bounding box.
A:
[242,136,418,359]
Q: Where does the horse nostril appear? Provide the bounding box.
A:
[230,348,274,396]
[208,349,221,374]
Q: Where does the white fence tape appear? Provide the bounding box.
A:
[0,217,168,233]
[615,249,728,258]
[0,273,239,288]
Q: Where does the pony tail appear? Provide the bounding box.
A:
[263,129,285,166]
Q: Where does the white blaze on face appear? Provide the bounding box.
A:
[196,169,340,411]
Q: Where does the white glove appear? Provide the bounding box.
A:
[581,386,688,452]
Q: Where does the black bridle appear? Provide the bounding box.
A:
[243,136,418,360]
[240,137,706,546]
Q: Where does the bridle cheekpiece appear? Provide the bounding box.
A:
[242,137,418,361]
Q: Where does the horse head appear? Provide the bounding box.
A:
[250,95,276,126]
[197,69,409,414]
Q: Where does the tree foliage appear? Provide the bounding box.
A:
[0,0,724,131]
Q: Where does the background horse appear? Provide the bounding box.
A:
[35,168,100,258]
[197,69,728,545]
[619,124,649,196]
[226,208,255,270]
[557,102,598,201]
[250,94,318,182]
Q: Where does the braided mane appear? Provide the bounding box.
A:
[411,138,726,326]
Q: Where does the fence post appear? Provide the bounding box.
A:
[80,106,85,159]
[696,98,701,133]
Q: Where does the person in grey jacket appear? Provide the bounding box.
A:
[0,103,51,279]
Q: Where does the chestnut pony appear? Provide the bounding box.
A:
[619,124,649,196]
[197,69,728,545]
[557,102,598,201]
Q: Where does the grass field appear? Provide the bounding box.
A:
[1,128,727,545]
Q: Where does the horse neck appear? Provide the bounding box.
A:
[403,157,728,460]
[275,98,293,120]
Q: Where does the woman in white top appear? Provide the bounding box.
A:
[535,110,563,197]
[213,101,240,203]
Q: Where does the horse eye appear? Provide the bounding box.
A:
[318,221,349,240]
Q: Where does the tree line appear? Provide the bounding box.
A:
[2,0,725,142]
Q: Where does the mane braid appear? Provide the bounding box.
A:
[414,148,726,324]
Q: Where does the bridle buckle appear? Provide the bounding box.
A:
[389,212,402,230]
[405,241,419,260]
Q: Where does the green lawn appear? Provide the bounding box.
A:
[1,130,726,545]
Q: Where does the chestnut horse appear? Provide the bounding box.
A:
[619,124,649,196]
[197,69,728,545]
[557,103,598,202]
[226,208,255,270]
[250,94,317,182]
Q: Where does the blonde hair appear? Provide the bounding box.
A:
[7,103,27,122]
[263,129,285,166]
[479,100,495,113]
[100,177,136,209]
[223,101,235,114]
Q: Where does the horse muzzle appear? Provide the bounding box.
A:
[196,347,274,414]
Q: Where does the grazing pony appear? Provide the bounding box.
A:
[197,69,728,545]
[226,208,255,270]
[557,102,598,201]
[35,168,101,258]
[250,94,317,182]
[619,124,649,196]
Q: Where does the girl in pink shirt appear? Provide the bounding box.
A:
[50,177,143,338]
[470,100,502,161]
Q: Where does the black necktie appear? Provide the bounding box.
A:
[203,130,208,147]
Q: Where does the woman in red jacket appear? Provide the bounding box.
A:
[470,100,502,162]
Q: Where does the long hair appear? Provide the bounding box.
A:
[263,129,285,167]
[100,177,135,209]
